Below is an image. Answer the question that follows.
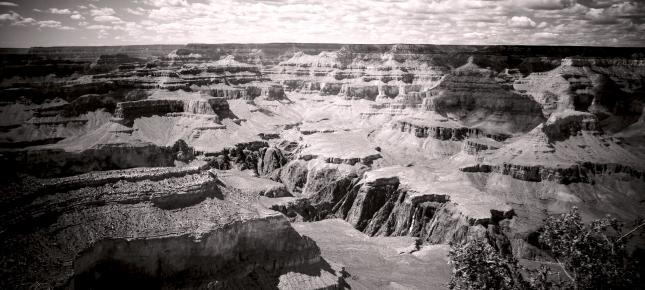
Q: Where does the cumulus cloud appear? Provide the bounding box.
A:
[584,2,643,24]
[577,0,625,9]
[508,16,537,28]
[2,0,644,47]
[0,1,17,7]
[48,8,72,15]
[86,24,113,30]
[520,0,575,10]
[37,20,62,28]
[0,11,74,30]
[126,8,147,15]
[0,11,36,26]
[145,0,189,7]
[90,7,116,17]
[94,15,123,23]
[534,32,559,38]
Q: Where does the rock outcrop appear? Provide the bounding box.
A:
[4,142,176,177]
[271,163,514,245]
[258,146,288,177]
[395,117,510,141]
[461,111,645,184]
[425,60,545,133]
[0,166,346,289]
[114,94,231,125]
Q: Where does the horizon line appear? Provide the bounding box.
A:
[1,42,644,50]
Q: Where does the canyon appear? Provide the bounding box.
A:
[1,43,644,289]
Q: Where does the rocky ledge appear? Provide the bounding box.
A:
[394,117,510,141]
[297,131,382,166]
[113,93,231,124]
[0,165,346,289]
[460,111,645,184]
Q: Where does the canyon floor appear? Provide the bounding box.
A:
[0,43,644,289]
[293,219,451,290]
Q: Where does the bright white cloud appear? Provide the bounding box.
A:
[90,7,116,17]
[534,32,559,38]
[94,15,123,23]
[2,0,644,47]
[37,20,62,28]
[145,0,189,7]
[0,11,36,26]
[0,11,75,30]
[48,8,72,15]
[508,16,538,28]
[0,1,17,7]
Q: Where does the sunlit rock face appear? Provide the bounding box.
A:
[1,43,644,288]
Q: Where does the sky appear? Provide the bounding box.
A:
[0,0,643,47]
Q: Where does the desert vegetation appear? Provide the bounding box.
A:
[449,207,644,290]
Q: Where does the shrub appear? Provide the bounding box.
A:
[449,239,525,290]
[449,207,643,290]
[539,207,640,289]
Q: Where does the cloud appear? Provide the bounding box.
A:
[508,16,537,28]
[94,15,123,23]
[520,0,575,10]
[534,32,559,37]
[90,7,116,17]
[0,1,17,7]
[35,20,75,30]
[37,20,62,28]
[577,0,624,9]
[126,8,147,15]
[48,8,72,15]
[87,24,113,30]
[145,0,189,7]
[0,11,75,30]
[584,2,643,24]
[2,0,645,47]
[0,11,37,26]
[464,32,487,38]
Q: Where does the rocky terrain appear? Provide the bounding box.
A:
[1,43,644,289]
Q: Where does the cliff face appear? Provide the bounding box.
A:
[424,61,545,134]
[5,143,176,177]
[514,58,645,133]
[394,118,510,141]
[461,110,645,184]
[0,166,346,289]
[113,93,231,124]
[270,161,513,245]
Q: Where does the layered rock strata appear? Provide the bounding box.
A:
[0,166,346,289]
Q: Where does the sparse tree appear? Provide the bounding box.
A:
[539,207,641,289]
[449,207,643,290]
